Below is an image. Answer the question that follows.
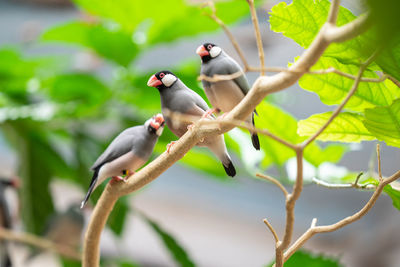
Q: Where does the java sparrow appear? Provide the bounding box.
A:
[81,114,165,208]
[196,43,260,150]
[147,70,236,177]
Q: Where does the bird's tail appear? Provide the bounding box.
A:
[222,159,236,177]
[80,169,99,209]
[251,112,260,150]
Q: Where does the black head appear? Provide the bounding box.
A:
[147,70,178,90]
[196,43,221,62]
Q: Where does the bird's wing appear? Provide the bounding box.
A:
[225,58,251,95]
[91,127,141,170]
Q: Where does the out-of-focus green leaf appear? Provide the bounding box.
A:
[383,184,400,211]
[363,99,400,147]
[108,196,129,236]
[61,258,81,267]
[298,112,376,142]
[375,37,400,82]
[255,101,348,168]
[42,22,138,66]
[46,73,110,117]
[116,259,140,267]
[143,214,195,267]
[267,250,343,267]
[298,57,400,111]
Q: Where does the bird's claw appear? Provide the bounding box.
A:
[110,176,127,184]
[187,124,195,131]
[166,141,176,153]
[202,107,220,119]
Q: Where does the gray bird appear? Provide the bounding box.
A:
[196,43,260,150]
[81,114,165,208]
[147,70,236,177]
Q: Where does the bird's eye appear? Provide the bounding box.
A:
[207,44,212,50]
[159,73,165,78]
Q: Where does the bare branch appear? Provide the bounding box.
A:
[247,0,265,75]
[327,0,341,24]
[256,173,288,197]
[198,71,244,82]
[302,50,378,148]
[263,218,280,244]
[312,173,376,190]
[310,67,388,83]
[388,75,400,88]
[0,227,81,260]
[284,169,400,261]
[202,1,249,70]
[377,143,383,181]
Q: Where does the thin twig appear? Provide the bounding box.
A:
[377,144,383,181]
[284,169,400,261]
[302,50,379,148]
[327,0,341,24]
[0,227,81,260]
[312,174,376,190]
[263,219,279,244]
[247,0,265,75]
[256,173,288,197]
[198,71,244,82]
[202,1,249,70]
[388,75,400,88]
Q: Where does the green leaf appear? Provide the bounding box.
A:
[108,196,129,236]
[42,22,138,66]
[269,0,375,65]
[46,73,110,117]
[255,101,347,168]
[298,57,400,111]
[383,184,400,211]
[267,250,343,267]
[143,215,195,267]
[298,112,376,142]
[363,99,400,147]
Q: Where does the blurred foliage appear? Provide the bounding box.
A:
[267,250,343,267]
[1,0,400,265]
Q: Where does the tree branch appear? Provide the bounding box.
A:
[283,169,400,261]
[256,173,288,197]
[263,219,279,244]
[0,227,81,260]
[247,0,265,75]
[312,172,376,190]
[83,6,372,267]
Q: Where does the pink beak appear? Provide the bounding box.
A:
[196,45,209,57]
[147,75,162,87]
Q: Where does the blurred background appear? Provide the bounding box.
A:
[0,0,400,266]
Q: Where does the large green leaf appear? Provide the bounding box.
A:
[267,250,343,267]
[363,99,400,147]
[298,112,376,142]
[269,0,375,65]
[42,22,138,66]
[298,57,400,111]
[46,73,110,117]
[383,184,400,211]
[255,101,347,168]
[269,0,400,81]
[143,214,195,267]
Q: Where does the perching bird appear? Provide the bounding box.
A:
[0,178,19,267]
[196,43,260,150]
[81,114,165,208]
[147,70,236,177]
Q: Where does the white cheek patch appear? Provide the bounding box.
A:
[144,118,152,128]
[161,74,177,87]
[156,126,164,136]
[210,46,222,58]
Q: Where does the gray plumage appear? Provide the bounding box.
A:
[81,116,164,208]
[148,71,236,177]
[198,43,260,150]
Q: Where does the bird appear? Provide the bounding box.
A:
[147,70,236,177]
[196,42,260,150]
[81,114,165,208]
[0,177,19,267]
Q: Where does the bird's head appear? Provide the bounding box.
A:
[0,176,20,189]
[146,113,165,136]
[196,43,222,62]
[147,70,178,89]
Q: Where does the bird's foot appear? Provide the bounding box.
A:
[187,124,195,131]
[124,170,135,179]
[110,176,127,184]
[166,141,176,153]
[202,107,220,119]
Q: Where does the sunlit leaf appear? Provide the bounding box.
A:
[298,112,376,142]
[298,57,400,111]
[383,184,400,211]
[363,99,400,147]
